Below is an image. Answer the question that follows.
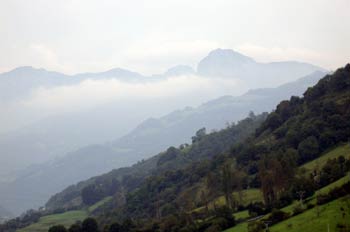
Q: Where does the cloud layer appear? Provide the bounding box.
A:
[0,75,242,134]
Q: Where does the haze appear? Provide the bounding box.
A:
[1,0,349,74]
[0,0,349,219]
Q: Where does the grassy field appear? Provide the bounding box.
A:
[87,196,113,213]
[18,210,87,232]
[19,196,113,232]
[223,222,248,232]
[193,188,263,214]
[301,144,350,172]
[224,196,350,232]
[270,197,350,232]
[233,210,249,221]
[214,188,263,207]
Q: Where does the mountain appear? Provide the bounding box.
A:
[0,66,147,102]
[0,99,170,181]
[163,65,195,77]
[13,64,349,232]
[73,68,146,81]
[197,49,256,77]
[0,64,188,106]
[197,48,326,88]
[0,70,326,215]
[0,66,72,102]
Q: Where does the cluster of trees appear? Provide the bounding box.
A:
[131,205,236,232]
[81,177,120,205]
[48,217,135,232]
[318,156,350,186]
[48,218,98,232]
[317,181,350,205]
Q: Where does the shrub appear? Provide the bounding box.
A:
[204,224,222,232]
[213,206,235,228]
[268,209,290,225]
[248,221,265,232]
[292,205,304,216]
[306,203,315,210]
[248,202,266,217]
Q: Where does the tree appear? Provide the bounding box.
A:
[265,112,282,130]
[82,218,99,232]
[192,127,206,143]
[200,190,209,216]
[68,224,82,232]
[213,206,236,228]
[297,136,319,162]
[279,149,298,182]
[222,163,238,210]
[157,147,180,166]
[108,222,122,232]
[231,170,247,205]
[258,155,291,207]
[81,185,104,205]
[48,225,67,232]
[121,218,135,232]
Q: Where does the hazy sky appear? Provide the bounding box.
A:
[0,0,349,74]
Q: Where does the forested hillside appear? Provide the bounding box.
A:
[2,64,350,232]
[45,112,267,211]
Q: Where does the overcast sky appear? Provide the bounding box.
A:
[0,0,349,75]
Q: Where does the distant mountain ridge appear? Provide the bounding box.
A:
[197,48,326,88]
[0,48,325,102]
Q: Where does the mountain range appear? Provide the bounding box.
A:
[0,49,325,180]
[0,69,326,215]
[0,48,327,217]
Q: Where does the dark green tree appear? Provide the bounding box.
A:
[297,136,319,162]
[48,225,67,232]
[68,224,82,232]
[81,185,104,205]
[82,218,99,232]
[108,222,122,232]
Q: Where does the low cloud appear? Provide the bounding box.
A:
[19,75,242,119]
